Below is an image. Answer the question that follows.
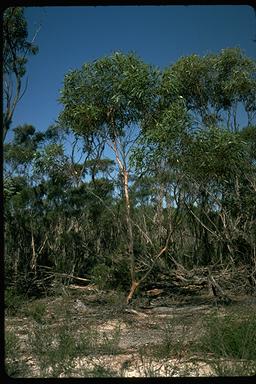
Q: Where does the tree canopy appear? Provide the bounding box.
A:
[4,47,256,301]
[3,7,39,141]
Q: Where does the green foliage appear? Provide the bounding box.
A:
[5,293,256,378]
[100,326,121,355]
[3,8,39,140]
[59,51,160,138]
[200,311,256,361]
[5,330,31,377]
[26,309,122,377]
[25,301,47,324]
[4,124,43,170]
[91,263,114,290]
[198,310,256,375]
[165,48,256,128]
[29,323,77,377]
[3,7,38,77]
[85,158,115,179]
[141,318,188,361]
[4,49,256,300]
[5,288,26,316]
[182,127,248,182]
[240,124,256,162]
[4,176,27,202]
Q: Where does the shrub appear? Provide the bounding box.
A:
[5,330,30,377]
[200,309,256,375]
[29,323,77,377]
[100,325,121,355]
[23,301,47,324]
[90,263,113,290]
[5,287,25,316]
[28,317,121,377]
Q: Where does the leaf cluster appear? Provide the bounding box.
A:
[59,52,160,139]
[3,7,39,77]
[166,48,256,119]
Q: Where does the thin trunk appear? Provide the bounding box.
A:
[123,168,136,282]
[155,183,164,242]
[233,105,237,132]
[126,231,171,304]
[111,139,136,293]
[31,227,37,272]
[3,74,22,142]
[14,247,20,290]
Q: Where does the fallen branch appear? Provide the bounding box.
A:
[47,272,91,283]
[207,267,231,302]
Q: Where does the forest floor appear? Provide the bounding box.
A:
[5,284,256,378]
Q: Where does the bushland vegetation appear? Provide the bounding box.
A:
[3,7,256,378]
[4,44,256,302]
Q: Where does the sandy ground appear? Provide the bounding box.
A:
[5,288,256,377]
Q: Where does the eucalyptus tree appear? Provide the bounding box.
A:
[180,126,253,265]
[58,52,160,301]
[131,72,192,265]
[4,123,85,292]
[3,7,39,141]
[4,124,45,290]
[165,48,256,131]
[170,49,256,265]
[3,120,115,294]
[135,48,256,267]
[4,124,45,208]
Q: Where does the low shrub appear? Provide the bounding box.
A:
[199,309,256,375]
[5,288,26,316]
[24,301,47,324]
[90,263,113,290]
[5,330,31,377]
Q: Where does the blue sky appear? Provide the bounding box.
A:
[7,5,256,144]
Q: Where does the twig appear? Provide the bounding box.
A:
[46,272,91,283]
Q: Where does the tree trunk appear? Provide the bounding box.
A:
[123,168,136,283]
[111,138,136,302]
[126,280,139,304]
[155,182,165,242]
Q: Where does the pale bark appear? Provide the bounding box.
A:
[111,138,136,285]
[31,227,37,272]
